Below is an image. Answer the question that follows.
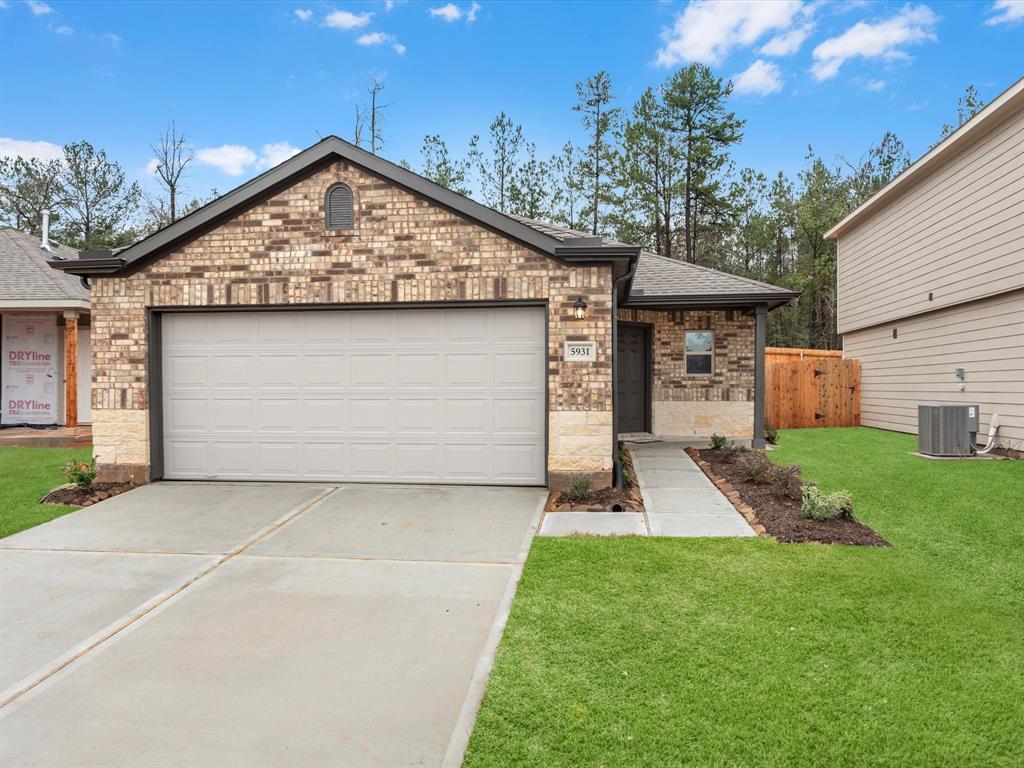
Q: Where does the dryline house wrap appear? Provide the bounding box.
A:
[2,312,60,425]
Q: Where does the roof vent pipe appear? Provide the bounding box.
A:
[40,209,51,251]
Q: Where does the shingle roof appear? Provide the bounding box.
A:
[0,228,90,303]
[509,215,798,306]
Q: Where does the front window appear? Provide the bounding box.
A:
[684,331,713,375]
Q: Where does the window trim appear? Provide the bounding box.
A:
[324,183,355,231]
[683,330,714,377]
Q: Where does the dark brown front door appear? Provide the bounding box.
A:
[617,324,649,433]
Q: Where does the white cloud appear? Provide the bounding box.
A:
[196,145,258,176]
[811,4,937,81]
[53,24,72,35]
[385,0,394,9]
[985,0,1024,26]
[865,78,885,91]
[324,9,373,29]
[656,0,805,67]
[467,1,480,22]
[26,0,53,15]
[393,42,406,54]
[0,2,9,10]
[103,32,122,44]
[759,24,812,55]
[294,8,313,21]
[357,31,392,45]
[143,158,160,176]
[732,59,784,95]
[429,3,462,22]
[257,142,301,169]
[0,137,63,162]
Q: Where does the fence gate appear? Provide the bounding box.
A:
[765,348,861,429]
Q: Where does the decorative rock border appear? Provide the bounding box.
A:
[685,448,769,537]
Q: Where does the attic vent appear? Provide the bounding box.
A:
[326,184,354,230]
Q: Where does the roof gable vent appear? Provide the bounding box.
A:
[326,183,354,230]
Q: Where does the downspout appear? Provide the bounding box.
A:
[611,258,639,488]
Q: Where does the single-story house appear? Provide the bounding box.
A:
[827,76,1023,451]
[1,226,91,429]
[52,136,796,488]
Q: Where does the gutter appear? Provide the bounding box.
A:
[624,292,799,310]
[610,253,640,489]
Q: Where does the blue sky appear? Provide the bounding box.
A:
[1,0,1021,203]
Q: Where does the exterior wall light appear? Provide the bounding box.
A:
[573,297,588,320]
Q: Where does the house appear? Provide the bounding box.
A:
[1,225,91,431]
[51,136,796,488]
[827,77,1023,452]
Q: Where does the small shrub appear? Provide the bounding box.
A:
[709,433,730,450]
[62,459,96,491]
[770,464,803,501]
[716,442,749,463]
[736,451,774,484]
[801,483,855,521]
[567,474,593,503]
[764,423,779,445]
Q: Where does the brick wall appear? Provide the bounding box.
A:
[618,308,755,437]
[90,159,614,484]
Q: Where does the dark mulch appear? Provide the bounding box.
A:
[546,447,645,512]
[40,482,135,507]
[696,448,889,547]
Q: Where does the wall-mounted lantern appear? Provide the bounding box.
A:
[573,297,588,320]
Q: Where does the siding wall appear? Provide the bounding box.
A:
[836,106,1024,335]
[843,289,1024,450]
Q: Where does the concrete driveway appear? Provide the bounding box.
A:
[0,482,545,767]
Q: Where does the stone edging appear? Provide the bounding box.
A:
[685,449,769,538]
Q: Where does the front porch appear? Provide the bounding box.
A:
[0,425,92,448]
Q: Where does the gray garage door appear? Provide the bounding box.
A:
[160,307,546,485]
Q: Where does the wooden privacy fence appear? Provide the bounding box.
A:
[765,347,861,429]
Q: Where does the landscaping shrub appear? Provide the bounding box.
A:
[736,451,774,483]
[765,423,779,445]
[709,433,730,450]
[567,474,593,502]
[801,483,855,521]
[771,464,803,501]
[61,458,96,491]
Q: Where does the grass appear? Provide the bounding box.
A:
[464,428,1024,767]
[0,446,92,538]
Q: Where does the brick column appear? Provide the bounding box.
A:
[63,311,79,429]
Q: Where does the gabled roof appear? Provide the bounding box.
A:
[509,215,798,308]
[0,228,89,307]
[826,76,1024,240]
[50,135,637,279]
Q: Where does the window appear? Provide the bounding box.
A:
[325,183,354,230]
[684,331,713,375]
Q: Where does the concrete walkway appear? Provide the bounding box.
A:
[0,482,545,768]
[540,442,755,537]
[630,442,755,536]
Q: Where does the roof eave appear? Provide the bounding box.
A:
[826,76,1024,241]
[624,291,799,310]
[49,257,126,275]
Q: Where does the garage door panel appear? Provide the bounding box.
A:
[211,356,253,389]
[162,308,545,485]
[349,354,391,388]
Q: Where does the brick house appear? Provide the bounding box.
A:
[52,137,796,489]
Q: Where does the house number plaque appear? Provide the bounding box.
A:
[564,341,597,362]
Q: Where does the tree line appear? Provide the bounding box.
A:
[1,75,984,348]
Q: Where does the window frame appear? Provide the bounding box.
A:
[683,330,714,377]
[324,183,355,231]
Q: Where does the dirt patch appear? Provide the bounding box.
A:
[992,446,1023,460]
[692,448,889,547]
[41,482,136,507]
[545,447,645,513]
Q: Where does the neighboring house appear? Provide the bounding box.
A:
[1,227,91,429]
[52,136,796,488]
[827,77,1023,451]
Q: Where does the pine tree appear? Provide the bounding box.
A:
[58,141,141,249]
[573,71,620,235]
[471,113,523,212]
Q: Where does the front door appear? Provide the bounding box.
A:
[617,324,648,433]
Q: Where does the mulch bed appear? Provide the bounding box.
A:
[545,447,645,513]
[40,482,136,507]
[691,448,889,547]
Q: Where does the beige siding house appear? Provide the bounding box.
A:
[828,77,1024,450]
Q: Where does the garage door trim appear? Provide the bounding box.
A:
[146,300,549,485]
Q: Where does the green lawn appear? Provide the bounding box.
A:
[0,446,92,538]
[465,428,1024,767]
